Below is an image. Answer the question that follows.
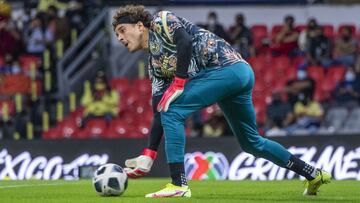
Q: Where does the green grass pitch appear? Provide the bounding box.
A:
[0,178,359,203]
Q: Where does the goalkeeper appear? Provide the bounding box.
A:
[112,5,331,198]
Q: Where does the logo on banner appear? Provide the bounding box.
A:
[228,146,360,181]
[184,151,229,180]
[0,148,109,180]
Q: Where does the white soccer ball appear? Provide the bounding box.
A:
[92,163,128,196]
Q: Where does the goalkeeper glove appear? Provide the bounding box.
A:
[124,148,157,178]
[157,76,186,112]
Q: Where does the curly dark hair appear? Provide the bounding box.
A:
[112,5,152,30]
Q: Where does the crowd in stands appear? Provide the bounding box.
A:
[0,0,102,139]
[196,11,360,137]
[2,2,360,139]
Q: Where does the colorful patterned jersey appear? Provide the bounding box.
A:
[148,11,246,96]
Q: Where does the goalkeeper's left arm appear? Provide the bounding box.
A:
[148,94,164,150]
[124,95,164,178]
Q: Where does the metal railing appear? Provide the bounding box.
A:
[56,8,109,99]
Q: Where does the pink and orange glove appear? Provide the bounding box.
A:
[157,76,186,112]
[124,148,157,178]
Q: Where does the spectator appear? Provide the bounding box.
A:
[285,69,315,106]
[0,120,14,139]
[47,5,70,47]
[81,72,120,127]
[270,15,300,56]
[288,93,324,133]
[298,18,319,52]
[332,26,357,67]
[356,55,360,72]
[228,13,255,58]
[332,67,360,106]
[265,122,288,137]
[202,110,227,137]
[185,110,203,137]
[0,54,21,75]
[355,55,360,73]
[66,1,87,33]
[265,91,293,135]
[298,26,332,69]
[25,15,53,56]
[0,2,22,57]
[37,0,68,13]
[83,0,103,20]
[18,6,32,37]
[200,11,230,43]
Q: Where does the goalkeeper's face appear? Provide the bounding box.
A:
[115,22,148,52]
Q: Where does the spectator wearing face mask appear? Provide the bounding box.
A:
[80,72,120,127]
[200,11,230,43]
[270,15,300,56]
[65,1,87,33]
[25,15,53,55]
[298,18,319,52]
[287,93,324,134]
[298,25,332,70]
[285,69,316,106]
[228,13,255,58]
[0,1,22,57]
[332,67,360,106]
[37,0,68,12]
[331,26,358,67]
[47,5,70,47]
[0,54,21,75]
[265,91,293,137]
[202,109,227,137]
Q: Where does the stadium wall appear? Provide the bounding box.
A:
[1,135,359,181]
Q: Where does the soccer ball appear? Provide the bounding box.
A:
[92,163,128,196]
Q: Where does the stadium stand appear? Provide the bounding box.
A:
[1,0,360,140]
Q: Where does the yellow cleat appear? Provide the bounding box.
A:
[145,183,191,198]
[303,169,332,195]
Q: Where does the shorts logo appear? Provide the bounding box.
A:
[184,151,229,180]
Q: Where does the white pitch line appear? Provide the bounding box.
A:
[0,182,81,189]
